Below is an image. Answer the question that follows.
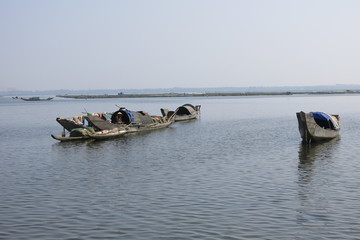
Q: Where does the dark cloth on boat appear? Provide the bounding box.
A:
[311,112,338,130]
[111,109,153,125]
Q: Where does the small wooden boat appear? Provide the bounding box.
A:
[55,113,112,132]
[52,113,112,142]
[161,104,201,121]
[20,97,53,101]
[296,111,340,143]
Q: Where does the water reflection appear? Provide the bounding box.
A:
[298,137,340,165]
[296,138,340,228]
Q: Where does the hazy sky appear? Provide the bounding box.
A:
[1,0,360,91]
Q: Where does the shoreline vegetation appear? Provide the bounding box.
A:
[56,90,360,99]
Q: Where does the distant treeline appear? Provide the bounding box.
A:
[56,90,360,99]
[3,85,360,96]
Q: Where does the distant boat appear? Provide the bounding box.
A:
[296,111,340,143]
[161,104,201,121]
[17,96,54,101]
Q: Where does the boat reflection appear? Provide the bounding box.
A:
[297,138,340,187]
[296,138,340,226]
[298,137,340,166]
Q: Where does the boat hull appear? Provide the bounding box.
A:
[161,104,201,122]
[125,121,173,133]
[51,127,96,142]
[86,115,173,139]
[51,134,91,142]
[296,111,340,143]
[174,114,198,121]
[89,129,127,140]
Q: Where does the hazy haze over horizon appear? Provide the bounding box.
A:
[1,0,360,91]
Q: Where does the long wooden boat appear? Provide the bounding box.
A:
[161,104,201,121]
[296,111,340,143]
[86,107,176,140]
[52,107,176,141]
[20,96,53,101]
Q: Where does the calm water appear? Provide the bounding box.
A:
[1,94,360,239]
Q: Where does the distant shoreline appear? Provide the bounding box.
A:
[56,90,360,99]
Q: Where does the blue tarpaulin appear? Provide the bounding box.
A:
[311,112,331,121]
[125,110,135,121]
[310,112,340,130]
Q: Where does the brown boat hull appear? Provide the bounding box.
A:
[296,111,340,143]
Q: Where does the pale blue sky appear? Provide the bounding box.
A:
[1,0,360,91]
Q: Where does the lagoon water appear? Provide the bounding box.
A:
[1,94,360,239]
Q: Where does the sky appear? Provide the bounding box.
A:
[1,0,360,91]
